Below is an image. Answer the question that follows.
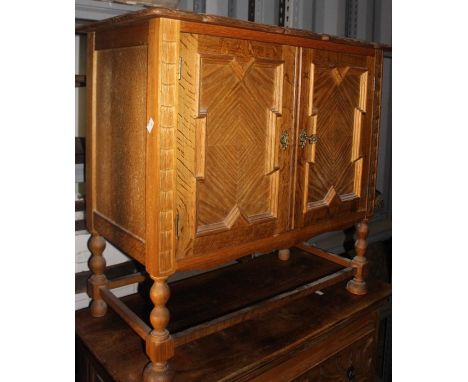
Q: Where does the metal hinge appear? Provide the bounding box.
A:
[178,57,183,80]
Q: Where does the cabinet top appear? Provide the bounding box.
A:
[76,6,390,51]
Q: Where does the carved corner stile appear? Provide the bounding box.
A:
[144,17,180,382]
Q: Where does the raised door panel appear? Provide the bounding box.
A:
[295,49,375,229]
[176,34,296,260]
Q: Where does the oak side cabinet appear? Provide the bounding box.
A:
[78,7,386,381]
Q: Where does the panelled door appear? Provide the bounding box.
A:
[176,33,297,260]
[294,49,375,228]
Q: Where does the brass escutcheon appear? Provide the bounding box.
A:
[299,130,318,149]
[280,131,289,150]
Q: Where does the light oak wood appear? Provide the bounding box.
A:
[347,220,369,295]
[91,39,148,265]
[176,212,365,271]
[144,276,175,382]
[81,8,386,380]
[179,21,376,56]
[75,257,141,294]
[176,33,296,261]
[107,272,146,290]
[278,248,291,261]
[77,7,386,51]
[101,286,151,340]
[95,22,148,50]
[87,234,108,317]
[294,49,373,229]
[85,32,97,233]
[295,242,352,267]
[94,45,147,240]
[84,12,383,274]
[144,18,180,382]
[145,18,180,278]
[94,211,145,264]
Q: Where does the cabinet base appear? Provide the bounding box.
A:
[346,279,368,295]
[143,363,174,382]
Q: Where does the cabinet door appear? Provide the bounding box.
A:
[176,34,296,260]
[295,49,375,228]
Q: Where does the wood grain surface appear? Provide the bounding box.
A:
[145,18,181,278]
[168,250,343,331]
[76,7,387,52]
[294,49,375,229]
[366,50,384,217]
[85,14,385,273]
[92,43,148,264]
[81,15,387,380]
[285,330,376,381]
[85,32,97,233]
[76,269,390,382]
[176,33,297,261]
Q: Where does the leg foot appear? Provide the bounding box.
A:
[346,220,369,295]
[143,362,174,382]
[346,278,368,295]
[90,299,107,317]
[87,234,108,317]
[278,248,290,261]
[144,277,174,381]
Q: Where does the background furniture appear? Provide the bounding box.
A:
[76,250,391,381]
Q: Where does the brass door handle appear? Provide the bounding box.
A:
[299,130,318,149]
[280,131,289,150]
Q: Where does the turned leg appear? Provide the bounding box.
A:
[278,248,290,261]
[143,276,175,382]
[346,220,369,295]
[87,234,108,317]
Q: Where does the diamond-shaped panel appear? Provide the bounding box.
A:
[196,56,282,230]
[307,64,367,207]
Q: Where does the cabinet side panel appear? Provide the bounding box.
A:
[86,33,97,233]
[94,45,147,262]
[366,50,383,217]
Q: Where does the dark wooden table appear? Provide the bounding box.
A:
[76,251,391,382]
